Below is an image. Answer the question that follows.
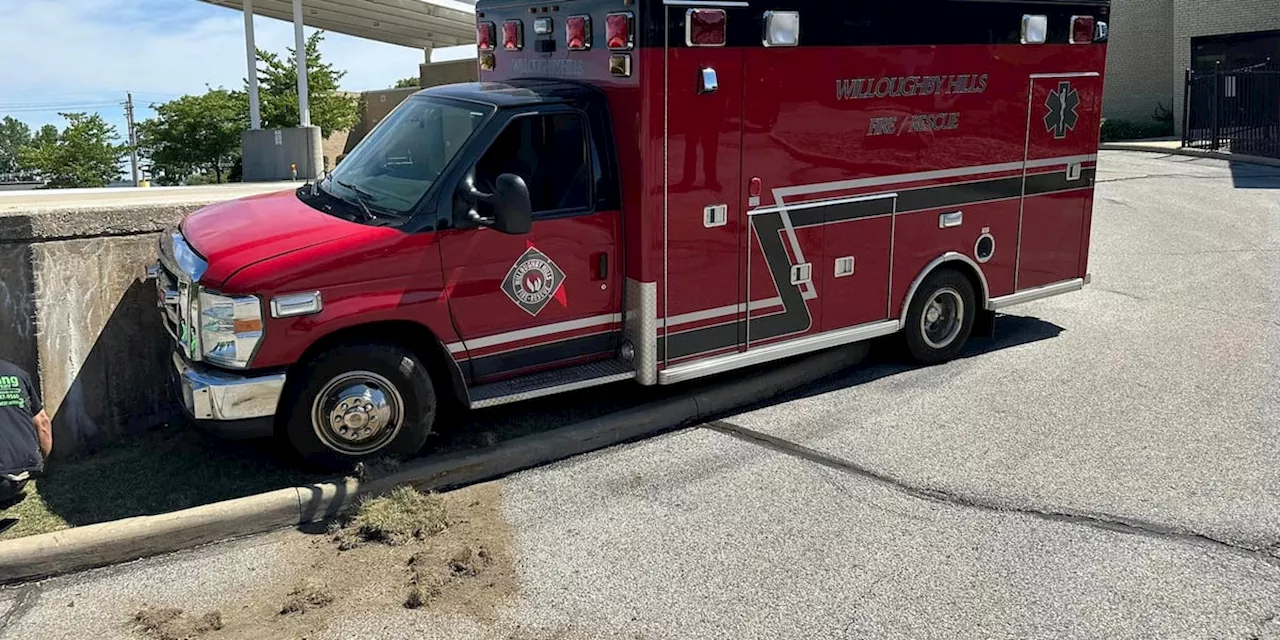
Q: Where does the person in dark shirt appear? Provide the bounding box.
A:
[0,359,52,505]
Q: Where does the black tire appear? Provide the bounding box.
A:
[903,269,977,365]
[281,342,436,471]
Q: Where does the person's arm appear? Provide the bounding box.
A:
[31,410,52,460]
[20,373,51,460]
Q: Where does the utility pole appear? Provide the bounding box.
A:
[124,92,140,186]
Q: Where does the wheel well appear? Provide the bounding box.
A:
[288,321,469,410]
[900,254,991,324]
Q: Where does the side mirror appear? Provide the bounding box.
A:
[459,173,533,235]
[490,174,533,234]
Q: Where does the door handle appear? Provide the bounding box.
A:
[592,252,609,281]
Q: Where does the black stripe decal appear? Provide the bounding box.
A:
[662,169,1096,362]
[469,331,620,380]
[790,197,895,227]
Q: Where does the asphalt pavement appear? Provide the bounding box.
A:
[2,151,1278,639]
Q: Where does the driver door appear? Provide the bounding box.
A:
[438,108,623,383]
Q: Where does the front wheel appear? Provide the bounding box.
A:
[282,342,436,471]
[903,269,977,365]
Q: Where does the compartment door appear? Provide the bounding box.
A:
[659,7,745,366]
[1017,73,1102,290]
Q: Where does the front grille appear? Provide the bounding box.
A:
[155,231,206,361]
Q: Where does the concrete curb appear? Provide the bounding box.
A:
[0,345,868,585]
[1099,144,1280,168]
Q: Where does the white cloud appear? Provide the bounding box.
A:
[0,0,429,130]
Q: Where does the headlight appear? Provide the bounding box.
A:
[199,291,264,369]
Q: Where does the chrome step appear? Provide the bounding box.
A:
[468,359,635,409]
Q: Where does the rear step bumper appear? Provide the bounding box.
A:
[986,278,1086,311]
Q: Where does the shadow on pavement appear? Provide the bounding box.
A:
[1228,160,1280,189]
[728,313,1066,413]
[14,313,1063,538]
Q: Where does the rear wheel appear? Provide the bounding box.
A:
[282,342,435,471]
[903,269,977,365]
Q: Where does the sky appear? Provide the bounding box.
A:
[0,0,473,142]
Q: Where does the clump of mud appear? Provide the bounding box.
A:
[132,606,223,640]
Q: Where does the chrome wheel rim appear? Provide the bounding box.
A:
[311,371,404,456]
[920,287,964,350]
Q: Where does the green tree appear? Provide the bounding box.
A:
[393,77,419,89]
[0,116,32,177]
[32,124,58,149]
[18,113,126,189]
[256,31,359,137]
[137,89,247,185]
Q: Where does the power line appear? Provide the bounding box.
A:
[0,105,123,115]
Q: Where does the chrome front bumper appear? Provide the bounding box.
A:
[172,352,286,422]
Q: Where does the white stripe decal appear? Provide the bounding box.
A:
[666,297,784,326]
[448,313,622,354]
[772,154,1097,199]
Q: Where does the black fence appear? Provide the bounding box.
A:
[1183,61,1280,159]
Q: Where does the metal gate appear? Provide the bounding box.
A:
[1183,61,1280,159]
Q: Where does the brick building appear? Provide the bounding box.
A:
[1103,0,1280,134]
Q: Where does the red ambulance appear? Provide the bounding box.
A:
[153,0,1109,469]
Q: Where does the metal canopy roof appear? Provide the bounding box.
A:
[198,0,478,50]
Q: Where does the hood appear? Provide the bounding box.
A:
[181,189,360,287]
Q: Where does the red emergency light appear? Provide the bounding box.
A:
[686,8,726,47]
[1070,15,1095,44]
[606,12,633,50]
[477,22,496,51]
[503,20,523,51]
[567,15,591,50]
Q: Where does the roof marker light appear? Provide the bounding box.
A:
[606,12,634,50]
[1021,15,1048,45]
[567,15,591,50]
[763,11,799,47]
[686,8,726,47]
[477,21,496,51]
[1070,15,1095,44]
[503,19,523,51]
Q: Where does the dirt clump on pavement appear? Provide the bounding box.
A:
[125,482,516,639]
[132,606,224,640]
[278,582,335,615]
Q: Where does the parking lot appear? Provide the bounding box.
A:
[2,151,1278,640]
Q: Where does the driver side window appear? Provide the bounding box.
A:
[474,112,591,217]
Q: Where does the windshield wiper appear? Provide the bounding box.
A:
[334,179,408,222]
[334,179,378,221]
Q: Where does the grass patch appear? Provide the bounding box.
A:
[0,426,318,540]
[1,373,707,541]
[333,486,447,549]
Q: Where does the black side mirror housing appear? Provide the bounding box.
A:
[457,173,533,235]
[490,174,533,234]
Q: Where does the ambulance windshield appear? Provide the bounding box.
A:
[320,95,492,218]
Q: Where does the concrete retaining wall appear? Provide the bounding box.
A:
[0,184,289,457]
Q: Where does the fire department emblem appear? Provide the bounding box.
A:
[503,247,565,316]
[1044,81,1081,140]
